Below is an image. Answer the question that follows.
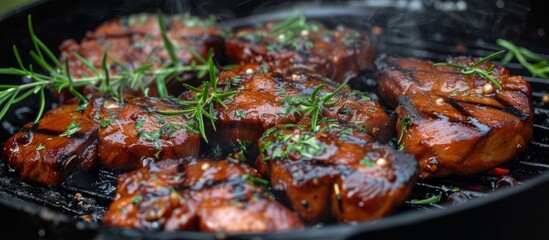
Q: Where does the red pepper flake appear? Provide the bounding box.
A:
[488,167,510,176]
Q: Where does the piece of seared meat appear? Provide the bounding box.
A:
[58,13,225,101]
[2,100,99,185]
[204,65,301,159]
[95,97,200,170]
[255,120,418,223]
[286,71,394,142]
[376,56,533,179]
[225,17,375,83]
[2,95,201,184]
[104,158,304,232]
[202,64,392,162]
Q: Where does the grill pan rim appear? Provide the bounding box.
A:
[1,0,548,239]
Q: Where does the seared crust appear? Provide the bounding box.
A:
[95,97,200,170]
[2,101,98,185]
[1,95,202,184]
[255,121,417,223]
[204,65,393,161]
[376,56,533,178]
[225,22,375,83]
[104,158,304,232]
[58,13,225,100]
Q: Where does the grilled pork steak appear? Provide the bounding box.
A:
[58,13,225,100]
[104,158,304,232]
[2,95,201,184]
[95,97,200,170]
[2,101,99,185]
[225,19,376,83]
[203,64,393,161]
[255,120,418,223]
[376,56,533,178]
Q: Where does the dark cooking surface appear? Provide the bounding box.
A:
[1,0,549,239]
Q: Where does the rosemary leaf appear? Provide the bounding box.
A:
[157,10,178,66]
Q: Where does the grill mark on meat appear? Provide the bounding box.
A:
[397,96,422,121]
[226,21,376,83]
[103,159,304,232]
[498,98,531,121]
[377,57,420,83]
[377,56,533,178]
[256,120,417,223]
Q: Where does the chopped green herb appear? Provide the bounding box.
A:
[60,121,81,137]
[132,195,143,204]
[158,116,166,125]
[100,118,112,128]
[92,112,102,121]
[235,109,245,118]
[360,157,375,167]
[36,144,45,151]
[76,102,88,111]
[138,130,161,141]
[398,116,413,150]
[134,119,145,130]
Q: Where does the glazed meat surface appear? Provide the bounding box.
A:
[2,101,98,185]
[255,120,418,223]
[2,95,201,184]
[203,64,393,161]
[376,56,533,178]
[225,17,376,83]
[58,13,225,100]
[94,97,200,170]
[104,158,304,232]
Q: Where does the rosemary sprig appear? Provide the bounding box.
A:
[433,50,506,90]
[238,10,320,51]
[269,11,319,51]
[299,83,346,131]
[497,39,549,79]
[0,13,210,123]
[157,50,239,143]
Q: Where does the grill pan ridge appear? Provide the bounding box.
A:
[0,0,549,239]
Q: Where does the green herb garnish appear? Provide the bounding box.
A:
[268,131,326,160]
[59,121,81,137]
[157,50,239,143]
[36,144,45,151]
[242,174,269,186]
[132,195,143,204]
[497,39,549,79]
[409,193,442,205]
[433,50,506,90]
[299,83,346,131]
[397,115,413,150]
[360,157,375,167]
[0,13,211,124]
